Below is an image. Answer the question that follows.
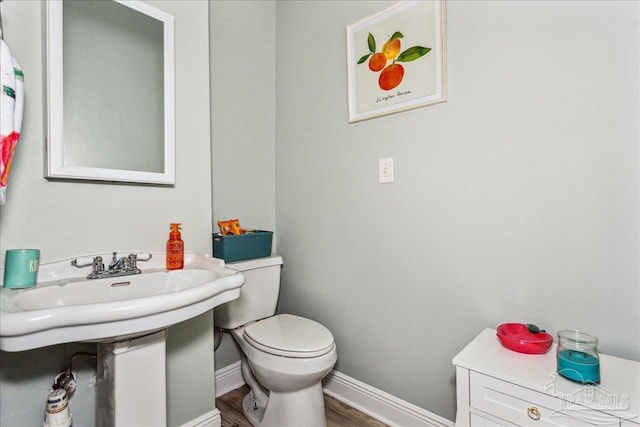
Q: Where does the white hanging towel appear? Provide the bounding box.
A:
[0,38,24,205]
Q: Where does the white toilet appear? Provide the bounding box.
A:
[214,255,337,427]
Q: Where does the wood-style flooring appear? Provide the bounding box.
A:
[217,385,389,427]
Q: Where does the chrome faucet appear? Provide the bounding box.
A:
[109,252,130,271]
[72,252,152,279]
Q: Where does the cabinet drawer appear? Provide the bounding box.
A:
[470,372,619,426]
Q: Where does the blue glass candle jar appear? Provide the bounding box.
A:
[557,330,600,384]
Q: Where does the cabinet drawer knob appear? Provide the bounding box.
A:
[527,406,541,421]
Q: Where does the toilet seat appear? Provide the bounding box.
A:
[244,314,334,358]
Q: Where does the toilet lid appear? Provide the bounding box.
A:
[243,314,335,358]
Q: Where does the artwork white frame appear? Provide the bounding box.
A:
[347,0,446,123]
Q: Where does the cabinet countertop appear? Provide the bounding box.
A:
[453,328,639,424]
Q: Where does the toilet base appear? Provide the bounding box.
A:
[241,382,327,427]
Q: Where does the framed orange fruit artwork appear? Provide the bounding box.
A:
[347,0,446,123]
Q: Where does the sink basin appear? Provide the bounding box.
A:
[0,252,244,351]
[12,269,222,310]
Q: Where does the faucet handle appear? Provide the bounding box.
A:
[72,256,104,279]
[71,257,97,268]
[128,253,152,270]
[136,253,152,262]
[93,256,105,274]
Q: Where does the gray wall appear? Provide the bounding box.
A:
[210,0,277,369]
[0,1,214,425]
[275,0,639,422]
[1,0,638,426]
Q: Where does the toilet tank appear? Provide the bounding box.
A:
[214,255,283,330]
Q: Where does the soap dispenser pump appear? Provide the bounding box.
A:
[166,223,184,270]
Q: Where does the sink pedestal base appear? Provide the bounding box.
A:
[96,330,167,426]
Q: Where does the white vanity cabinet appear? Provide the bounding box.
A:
[453,329,639,427]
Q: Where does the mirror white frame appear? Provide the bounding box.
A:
[44,0,175,185]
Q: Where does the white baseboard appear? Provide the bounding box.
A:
[179,409,221,427]
[323,370,453,427]
[214,363,454,427]
[214,360,244,397]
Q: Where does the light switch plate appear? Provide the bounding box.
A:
[379,157,394,183]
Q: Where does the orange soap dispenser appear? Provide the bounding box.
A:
[166,223,184,270]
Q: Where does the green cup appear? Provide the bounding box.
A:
[3,249,41,289]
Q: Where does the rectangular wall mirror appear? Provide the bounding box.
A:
[44,0,175,185]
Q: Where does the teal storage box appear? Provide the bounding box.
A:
[213,230,273,262]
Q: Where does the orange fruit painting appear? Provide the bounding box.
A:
[378,64,405,91]
[357,31,431,91]
[368,52,387,72]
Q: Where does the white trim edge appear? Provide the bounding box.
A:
[214,360,244,398]
[213,363,453,427]
[178,409,221,427]
[322,370,453,427]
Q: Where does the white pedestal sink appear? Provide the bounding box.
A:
[0,252,245,426]
[97,330,168,426]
